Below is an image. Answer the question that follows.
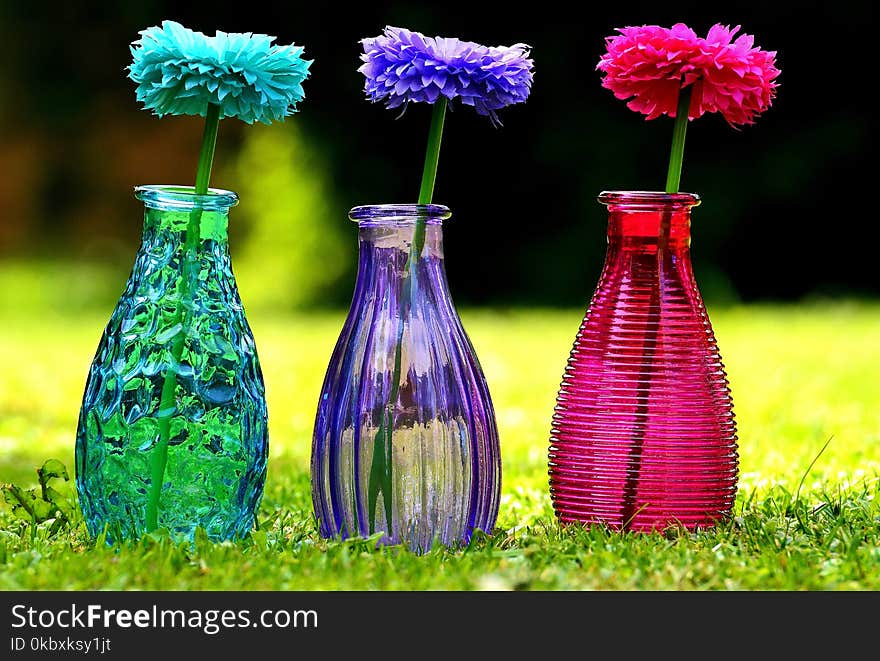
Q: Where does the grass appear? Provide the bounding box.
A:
[1,301,878,590]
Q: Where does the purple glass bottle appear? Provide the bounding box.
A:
[549,191,738,532]
[311,204,501,552]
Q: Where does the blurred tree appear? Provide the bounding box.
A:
[229,123,352,311]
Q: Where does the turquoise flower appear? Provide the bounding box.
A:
[129,20,312,125]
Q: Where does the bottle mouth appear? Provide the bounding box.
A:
[348,203,452,225]
[134,185,239,211]
[598,190,700,210]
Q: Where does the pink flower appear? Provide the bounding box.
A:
[597,23,780,127]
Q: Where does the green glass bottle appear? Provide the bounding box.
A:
[75,185,268,543]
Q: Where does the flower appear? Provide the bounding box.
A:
[129,20,312,125]
[359,26,534,125]
[597,23,780,127]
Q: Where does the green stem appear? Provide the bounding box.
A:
[145,103,221,532]
[410,98,448,265]
[194,103,221,195]
[664,84,693,194]
[417,98,447,206]
[367,99,448,535]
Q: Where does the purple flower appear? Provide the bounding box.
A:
[359,26,534,126]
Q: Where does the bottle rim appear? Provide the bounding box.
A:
[598,190,700,209]
[134,185,239,211]
[348,203,452,225]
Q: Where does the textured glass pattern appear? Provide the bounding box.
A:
[75,186,268,543]
[311,205,500,552]
[549,192,738,532]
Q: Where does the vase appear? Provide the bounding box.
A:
[311,203,501,552]
[75,185,268,544]
[549,191,738,532]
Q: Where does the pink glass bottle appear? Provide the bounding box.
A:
[549,191,738,532]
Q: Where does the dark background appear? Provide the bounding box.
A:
[0,1,875,309]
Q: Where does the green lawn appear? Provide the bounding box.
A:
[1,302,878,590]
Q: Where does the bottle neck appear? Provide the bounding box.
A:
[125,188,241,313]
[357,221,444,262]
[606,208,691,252]
[142,206,230,254]
[600,191,697,253]
[355,222,447,298]
[135,185,236,259]
[350,204,451,296]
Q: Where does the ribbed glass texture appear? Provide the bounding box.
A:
[549,191,738,531]
[75,185,268,543]
[311,204,500,552]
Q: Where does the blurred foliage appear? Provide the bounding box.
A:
[0,2,876,311]
[0,261,120,315]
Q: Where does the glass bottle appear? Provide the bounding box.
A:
[75,185,268,543]
[311,204,501,552]
[549,191,738,531]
